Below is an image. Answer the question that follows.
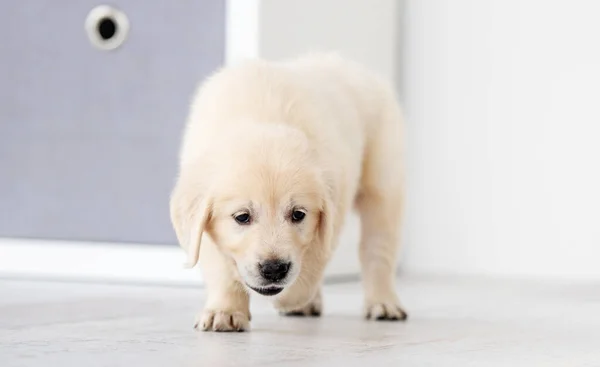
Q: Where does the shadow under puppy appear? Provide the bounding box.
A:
[169,52,407,332]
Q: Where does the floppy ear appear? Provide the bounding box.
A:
[169,181,212,268]
[318,195,336,253]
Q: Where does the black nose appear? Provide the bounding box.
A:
[258,260,291,282]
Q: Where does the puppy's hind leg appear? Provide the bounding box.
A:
[356,99,407,321]
[357,189,407,321]
[280,288,322,317]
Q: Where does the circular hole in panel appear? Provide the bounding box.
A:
[85,5,129,51]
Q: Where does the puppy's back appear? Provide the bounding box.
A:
[179,53,400,171]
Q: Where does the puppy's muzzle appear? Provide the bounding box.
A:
[246,259,292,296]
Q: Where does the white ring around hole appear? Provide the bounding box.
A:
[85,5,129,51]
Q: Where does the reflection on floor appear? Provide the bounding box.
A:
[1,275,599,366]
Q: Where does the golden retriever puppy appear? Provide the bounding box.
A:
[169,52,406,332]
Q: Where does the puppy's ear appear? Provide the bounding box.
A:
[314,168,337,253]
[318,195,336,253]
[169,180,212,268]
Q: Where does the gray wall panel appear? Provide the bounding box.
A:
[0,1,225,244]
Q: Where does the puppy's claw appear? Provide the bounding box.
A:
[282,303,322,317]
[195,310,250,332]
[365,302,408,321]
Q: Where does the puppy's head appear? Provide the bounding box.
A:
[170,124,334,300]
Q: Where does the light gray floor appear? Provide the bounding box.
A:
[1,275,599,366]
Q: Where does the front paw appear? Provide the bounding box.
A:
[194,309,250,332]
[365,298,408,321]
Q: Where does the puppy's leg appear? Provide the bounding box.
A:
[195,240,251,332]
[280,288,322,317]
[357,99,407,321]
[357,190,407,321]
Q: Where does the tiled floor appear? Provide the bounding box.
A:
[1,275,599,366]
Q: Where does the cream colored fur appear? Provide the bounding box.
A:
[169,52,406,332]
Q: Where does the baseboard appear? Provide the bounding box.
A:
[0,238,200,286]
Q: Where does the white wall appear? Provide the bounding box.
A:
[258,0,399,82]
[400,0,600,279]
[227,0,399,81]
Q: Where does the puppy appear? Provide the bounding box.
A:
[169,52,406,331]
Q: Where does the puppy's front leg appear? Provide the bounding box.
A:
[196,241,251,332]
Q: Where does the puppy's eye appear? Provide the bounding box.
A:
[234,213,251,225]
[291,210,306,223]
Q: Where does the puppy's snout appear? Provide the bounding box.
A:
[258,260,291,282]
